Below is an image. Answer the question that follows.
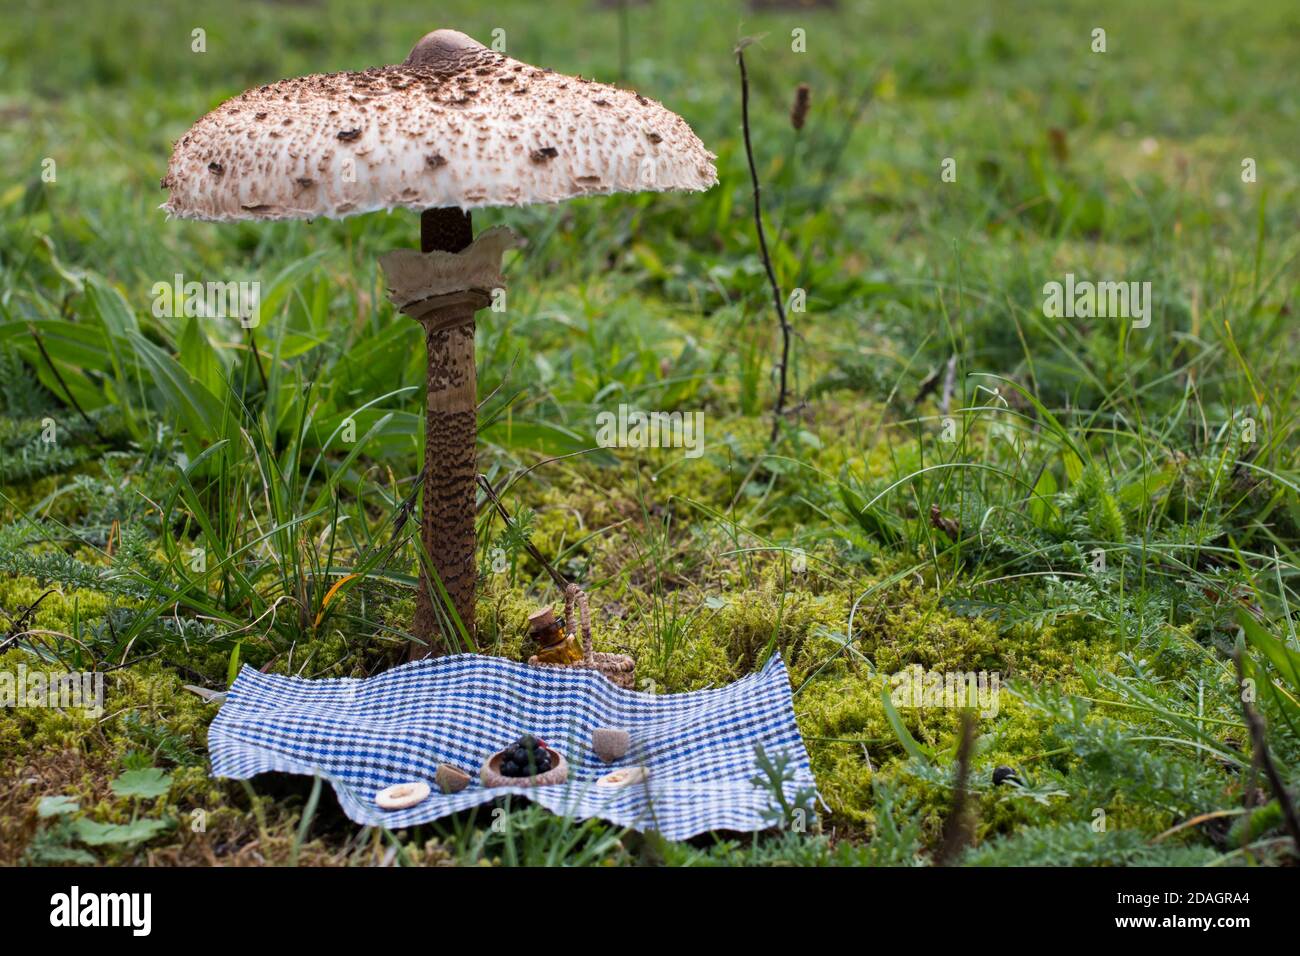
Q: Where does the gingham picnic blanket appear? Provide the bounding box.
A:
[208,653,818,840]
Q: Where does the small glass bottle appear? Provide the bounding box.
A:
[528,605,584,665]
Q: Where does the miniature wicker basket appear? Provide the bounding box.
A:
[528,585,636,689]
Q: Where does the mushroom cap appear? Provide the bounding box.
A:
[162,29,717,222]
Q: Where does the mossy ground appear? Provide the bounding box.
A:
[0,443,1274,865]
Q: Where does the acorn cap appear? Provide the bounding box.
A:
[435,763,471,794]
[162,29,717,222]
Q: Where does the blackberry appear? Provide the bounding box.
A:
[500,734,551,777]
[992,766,1021,786]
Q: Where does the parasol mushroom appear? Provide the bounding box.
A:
[162,29,716,658]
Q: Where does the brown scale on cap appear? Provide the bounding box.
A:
[161,28,717,221]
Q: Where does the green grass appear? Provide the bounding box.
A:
[1,0,1298,866]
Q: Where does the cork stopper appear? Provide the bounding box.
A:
[527,606,556,633]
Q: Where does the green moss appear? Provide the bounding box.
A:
[859,583,1115,687]
[791,584,1125,837]
[0,576,131,634]
[0,649,213,766]
[795,675,884,824]
[473,575,547,661]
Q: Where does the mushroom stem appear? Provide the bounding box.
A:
[411,206,478,658]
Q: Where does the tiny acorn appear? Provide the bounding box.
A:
[592,728,631,763]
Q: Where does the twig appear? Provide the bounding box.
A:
[246,326,270,393]
[736,40,793,445]
[319,471,423,589]
[913,366,942,405]
[0,588,59,654]
[26,323,105,442]
[360,472,424,576]
[939,354,958,416]
[1152,808,1245,844]
[1234,648,1300,856]
[476,474,570,591]
[493,446,609,497]
[388,473,423,545]
[476,352,521,411]
[935,711,977,866]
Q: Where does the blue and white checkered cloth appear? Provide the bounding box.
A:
[208,653,817,840]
